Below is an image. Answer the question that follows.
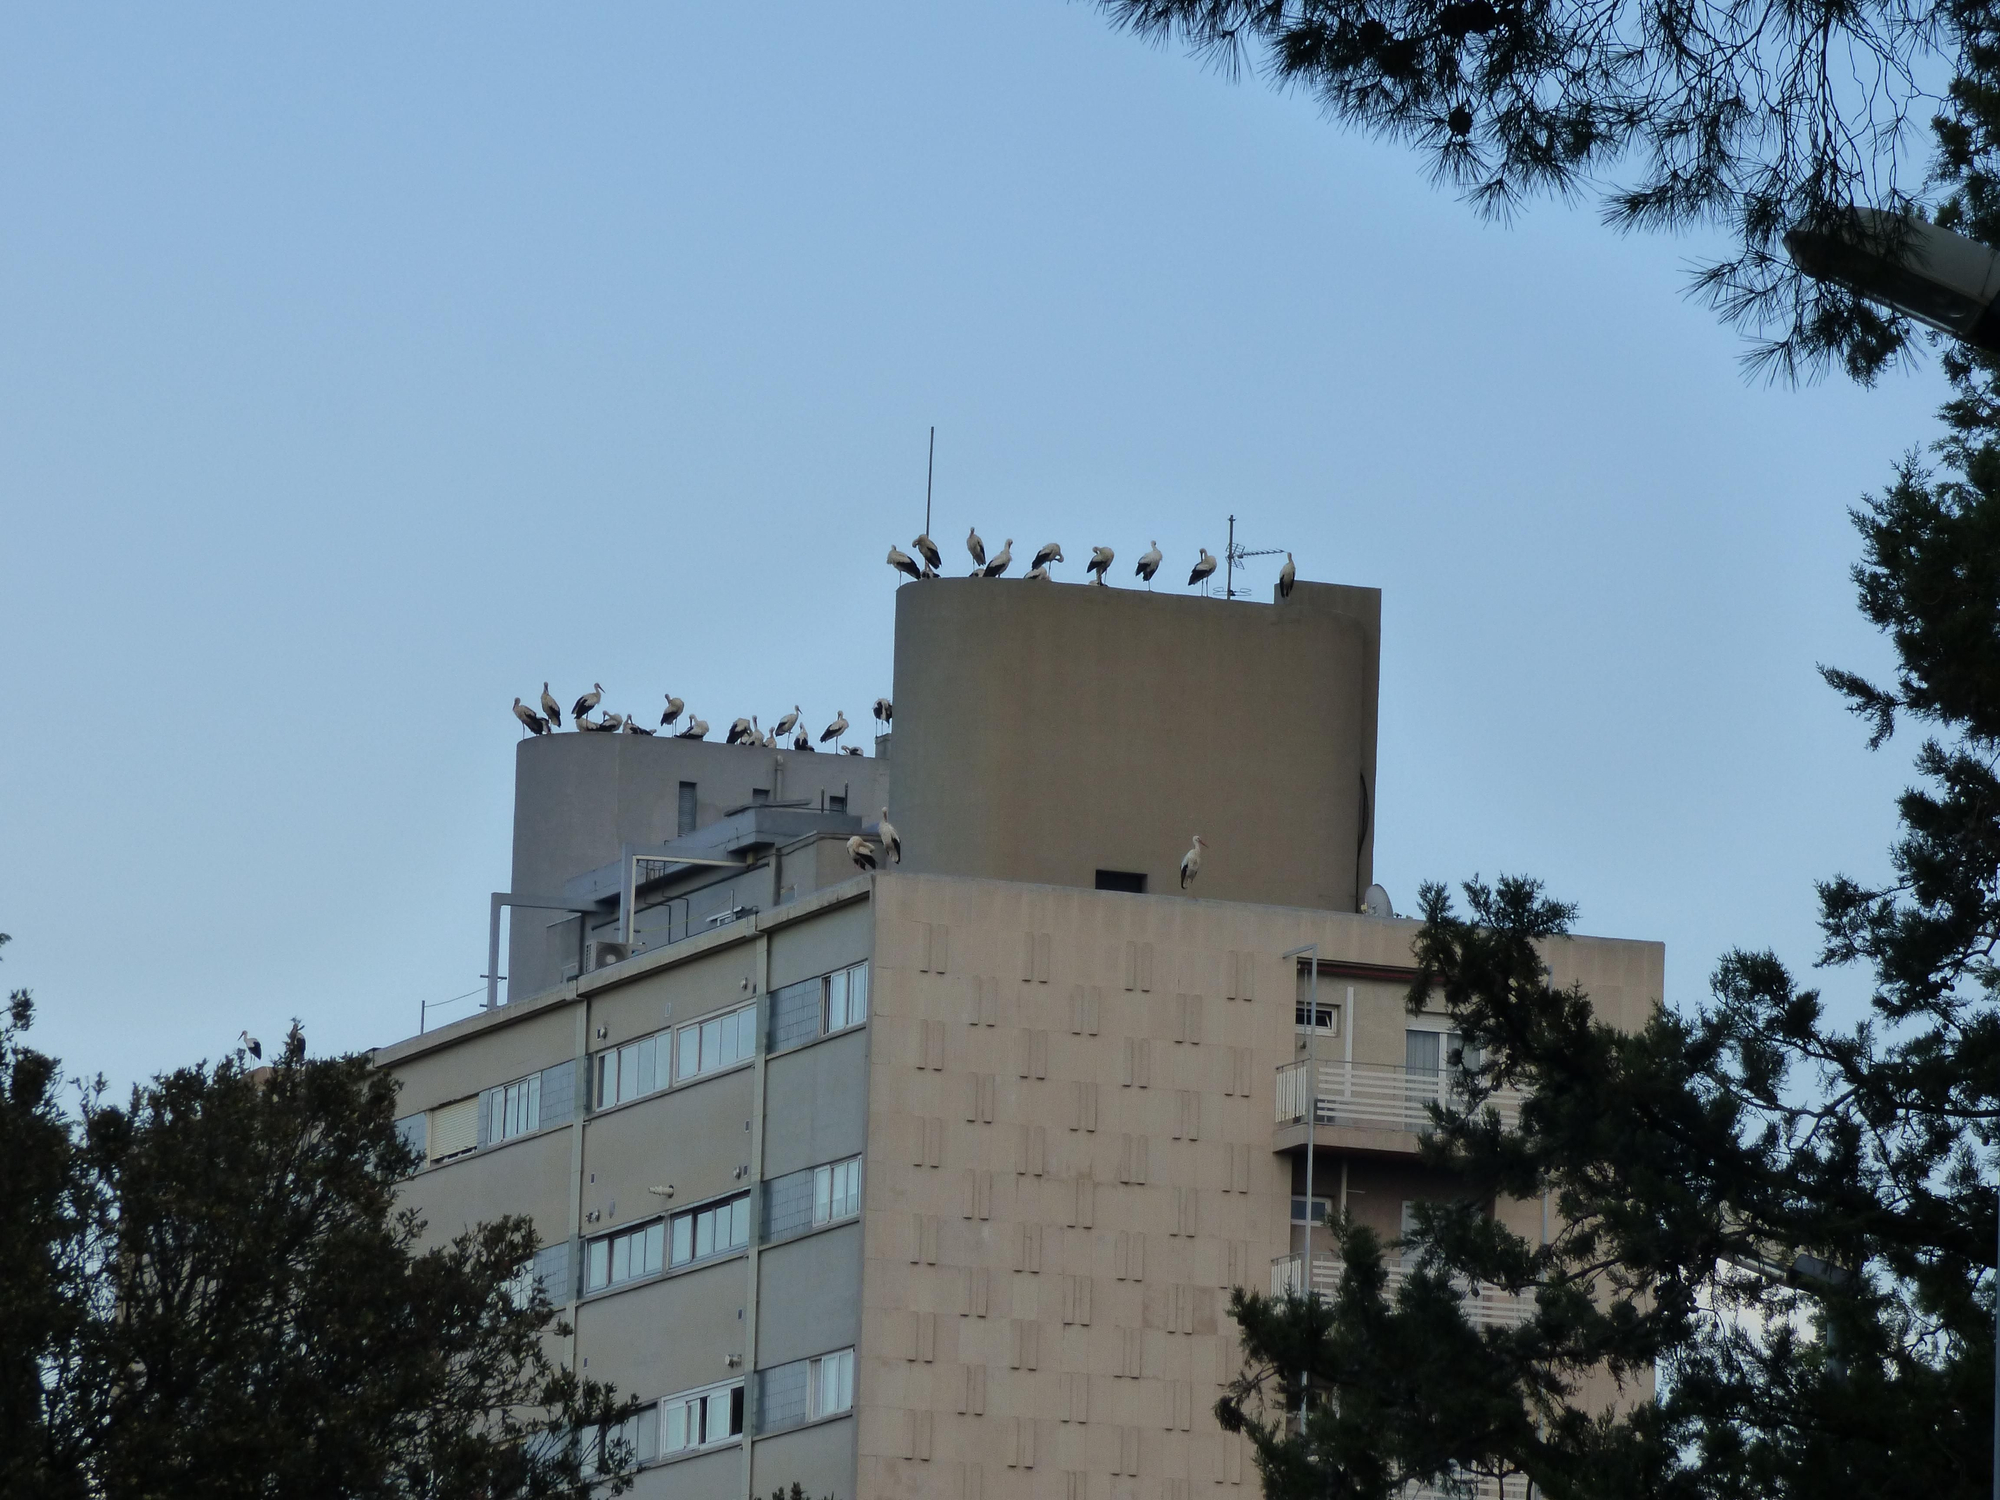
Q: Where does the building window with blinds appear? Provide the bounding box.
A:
[812,1158,861,1226]
[676,1004,757,1082]
[593,1029,668,1110]
[670,1191,751,1267]
[426,1096,480,1163]
[808,1348,855,1420]
[488,1074,541,1142]
[663,1379,744,1454]
[584,1220,666,1294]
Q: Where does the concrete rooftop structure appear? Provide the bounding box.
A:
[376,573,1661,1500]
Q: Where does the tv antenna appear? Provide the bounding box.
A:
[1225,513,1286,600]
[924,426,935,539]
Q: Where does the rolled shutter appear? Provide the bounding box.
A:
[429,1096,479,1161]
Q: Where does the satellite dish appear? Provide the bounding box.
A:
[1361,884,1395,919]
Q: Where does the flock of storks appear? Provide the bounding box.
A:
[512,684,890,754]
[888,527,1296,595]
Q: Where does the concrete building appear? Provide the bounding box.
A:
[374,578,1661,1500]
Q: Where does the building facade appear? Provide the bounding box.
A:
[374,578,1662,1500]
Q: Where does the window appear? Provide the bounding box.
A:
[593,1407,658,1471]
[1290,1196,1334,1226]
[491,1074,541,1141]
[1296,999,1339,1032]
[678,781,697,837]
[827,793,846,813]
[663,1380,744,1454]
[813,1158,861,1225]
[676,1004,757,1081]
[750,787,771,805]
[1095,869,1146,893]
[428,1096,479,1162]
[585,1220,666,1293]
[594,1031,666,1110]
[823,962,869,1033]
[808,1348,854,1419]
[1406,1029,1443,1075]
[670,1192,751,1267]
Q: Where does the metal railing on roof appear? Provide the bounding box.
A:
[1270,1252,1534,1329]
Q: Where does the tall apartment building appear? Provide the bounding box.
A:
[374,578,1662,1500]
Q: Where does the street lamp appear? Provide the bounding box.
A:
[1784,208,2000,352]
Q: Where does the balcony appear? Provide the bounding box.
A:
[1274,1060,1522,1150]
[1269,1252,1533,1329]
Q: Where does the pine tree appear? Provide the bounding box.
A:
[0,1012,633,1500]
[1215,419,2000,1498]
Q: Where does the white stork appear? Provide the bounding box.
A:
[572,682,603,722]
[1278,552,1296,599]
[1024,563,1050,582]
[513,698,550,735]
[912,533,942,574]
[599,711,626,732]
[793,730,815,751]
[540,682,563,728]
[579,712,613,733]
[1188,549,1217,589]
[844,745,864,755]
[1031,542,1064,573]
[1135,542,1162,588]
[873,697,893,728]
[981,540,1014,578]
[1179,835,1207,890]
[820,710,849,748]
[726,716,755,746]
[847,835,878,872]
[1087,545,1114,585]
[661,694,685,730]
[677,716,709,740]
[878,809,901,864]
[239,1030,263,1060]
[625,718,655,735]
[888,544,923,582]
[775,704,802,739]
[967,526,986,570]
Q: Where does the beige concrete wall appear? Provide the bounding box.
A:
[403,1126,573,1242]
[576,1254,750,1395]
[889,578,1380,913]
[855,873,1664,1497]
[758,1223,865,1367]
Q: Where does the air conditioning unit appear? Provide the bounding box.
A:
[587,940,632,971]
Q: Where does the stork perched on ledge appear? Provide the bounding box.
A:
[847,835,877,872]
[1180,835,1207,890]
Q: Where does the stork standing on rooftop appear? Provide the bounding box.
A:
[661,695,684,730]
[1031,542,1063,574]
[821,710,849,750]
[877,809,901,865]
[513,699,550,735]
[912,533,942,575]
[1180,835,1206,890]
[966,527,986,571]
[572,683,603,723]
[1188,550,1217,589]
[1135,542,1162,589]
[540,683,563,728]
[677,715,709,740]
[981,540,1014,579]
[775,705,801,739]
[873,698,892,729]
[1278,553,1296,599]
[888,545,922,582]
[847,835,877,872]
[1087,546,1114,585]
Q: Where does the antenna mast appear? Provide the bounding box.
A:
[1225,512,1286,600]
[925,426,935,538]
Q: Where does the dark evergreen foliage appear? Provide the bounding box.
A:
[1096,0,2000,378]
[0,1010,632,1500]
[1213,431,2000,1496]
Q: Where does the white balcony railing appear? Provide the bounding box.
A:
[1270,1252,1533,1329]
[1275,1060,1523,1135]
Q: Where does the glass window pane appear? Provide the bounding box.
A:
[735,1006,756,1061]
[731,1195,749,1248]
[595,1053,613,1109]
[619,1044,640,1102]
[1406,1030,1441,1075]
[637,1035,656,1095]
[678,1026,697,1080]
[849,963,868,1023]
[671,1215,692,1266]
[649,1221,666,1273]
[665,1400,687,1452]
[814,1166,832,1225]
[702,1017,722,1071]
[695,1209,715,1259]
[525,1074,540,1131]
[611,1235,630,1285]
[587,1238,609,1292]
[826,970,848,1031]
[837,1349,853,1410]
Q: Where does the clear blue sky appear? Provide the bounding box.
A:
[1,3,1948,1091]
